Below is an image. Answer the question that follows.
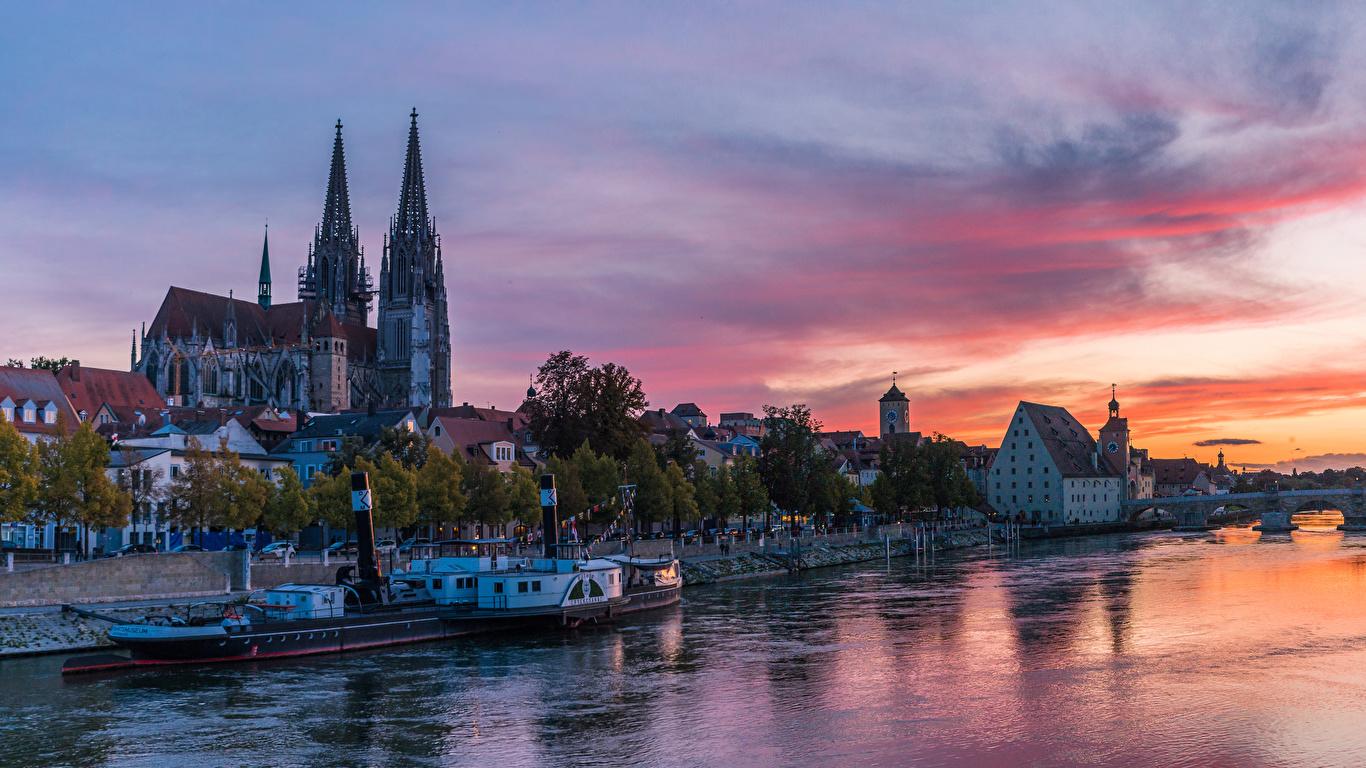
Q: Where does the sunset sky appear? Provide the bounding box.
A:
[4,3,1366,471]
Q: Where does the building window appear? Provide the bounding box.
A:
[22,407,36,423]
[170,465,180,478]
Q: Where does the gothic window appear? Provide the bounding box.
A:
[204,364,219,396]
[170,354,190,397]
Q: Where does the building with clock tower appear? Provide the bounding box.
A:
[879,376,910,438]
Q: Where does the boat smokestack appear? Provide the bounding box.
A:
[540,473,558,558]
[351,471,382,583]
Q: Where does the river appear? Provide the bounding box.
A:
[4,515,1366,767]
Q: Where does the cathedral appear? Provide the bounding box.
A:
[133,112,452,413]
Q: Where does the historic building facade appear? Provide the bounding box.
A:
[134,114,452,413]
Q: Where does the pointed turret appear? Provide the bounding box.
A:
[395,108,430,235]
[320,120,355,243]
[130,329,138,370]
[258,224,272,309]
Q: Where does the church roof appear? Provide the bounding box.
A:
[146,286,376,361]
[880,383,909,402]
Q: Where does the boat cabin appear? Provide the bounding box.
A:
[403,539,625,611]
[256,584,346,621]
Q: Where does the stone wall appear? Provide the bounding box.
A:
[249,562,344,591]
[0,552,243,608]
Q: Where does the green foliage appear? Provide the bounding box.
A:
[572,440,620,520]
[165,437,268,534]
[462,461,509,527]
[416,447,466,529]
[625,438,671,524]
[758,404,841,520]
[732,456,769,529]
[34,422,129,541]
[655,431,697,474]
[665,461,698,535]
[921,434,980,516]
[877,433,979,520]
[28,356,77,373]
[0,418,37,522]
[309,471,352,529]
[504,466,540,527]
[326,426,430,474]
[546,454,589,520]
[358,455,417,531]
[264,465,313,533]
[524,350,648,460]
[692,462,720,526]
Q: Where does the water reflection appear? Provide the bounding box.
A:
[7,529,1366,766]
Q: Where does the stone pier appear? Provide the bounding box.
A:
[1253,509,1298,533]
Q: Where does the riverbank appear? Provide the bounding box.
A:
[0,532,993,659]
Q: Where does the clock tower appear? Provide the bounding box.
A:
[879,373,910,438]
[1098,384,1130,480]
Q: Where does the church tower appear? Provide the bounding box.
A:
[298,121,372,326]
[1098,384,1130,480]
[377,109,452,408]
[257,225,272,309]
[879,373,910,438]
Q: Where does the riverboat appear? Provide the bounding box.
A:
[62,472,678,674]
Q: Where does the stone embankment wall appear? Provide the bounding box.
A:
[0,552,244,608]
[681,530,990,586]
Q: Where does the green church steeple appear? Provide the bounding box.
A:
[258,223,272,309]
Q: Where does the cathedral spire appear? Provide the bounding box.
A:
[395,108,429,235]
[130,329,137,370]
[321,120,354,243]
[258,223,272,309]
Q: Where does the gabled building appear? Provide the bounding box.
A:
[987,401,1123,525]
[272,409,418,486]
[640,408,696,437]
[426,415,535,472]
[56,362,164,432]
[718,411,762,437]
[0,366,79,443]
[670,402,707,429]
[1150,458,1215,497]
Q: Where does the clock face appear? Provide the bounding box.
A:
[1107,441,1119,453]
[886,410,898,423]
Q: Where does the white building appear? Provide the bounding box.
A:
[987,401,1123,525]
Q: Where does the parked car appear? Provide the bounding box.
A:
[376,539,398,554]
[398,537,431,553]
[108,543,156,557]
[325,540,358,557]
[221,543,250,552]
[683,529,700,544]
[258,541,296,560]
[170,544,204,553]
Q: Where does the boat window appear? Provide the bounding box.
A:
[532,581,542,592]
[471,578,477,587]
[432,578,443,591]
[518,581,529,593]
[494,582,503,594]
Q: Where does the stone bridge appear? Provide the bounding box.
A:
[1122,488,1366,532]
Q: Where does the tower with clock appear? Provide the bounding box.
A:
[879,373,911,438]
[1098,383,1130,479]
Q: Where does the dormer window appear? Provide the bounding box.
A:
[21,402,36,423]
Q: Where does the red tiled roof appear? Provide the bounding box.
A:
[1150,458,1209,486]
[145,286,376,362]
[0,367,79,436]
[57,364,164,419]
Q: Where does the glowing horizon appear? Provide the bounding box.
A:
[4,3,1366,472]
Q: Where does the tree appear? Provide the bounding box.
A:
[416,447,466,533]
[28,356,77,373]
[358,455,417,533]
[625,439,671,531]
[34,422,129,554]
[655,431,697,475]
[505,466,541,537]
[921,434,981,519]
[463,462,509,534]
[572,440,620,524]
[327,426,430,475]
[879,436,930,518]
[263,465,313,534]
[165,440,229,543]
[714,463,739,530]
[759,404,839,525]
[693,462,720,529]
[309,471,352,530]
[0,418,37,523]
[732,457,769,533]
[221,458,271,531]
[523,350,648,460]
[545,454,588,524]
[664,461,698,538]
[116,445,165,542]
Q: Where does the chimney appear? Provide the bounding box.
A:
[69,362,80,382]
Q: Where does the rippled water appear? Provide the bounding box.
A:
[5,515,1366,767]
